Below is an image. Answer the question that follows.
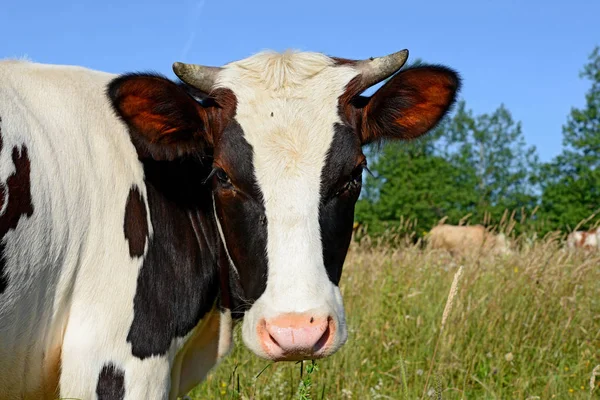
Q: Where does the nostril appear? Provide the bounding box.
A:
[268,333,280,347]
[310,317,314,323]
[313,323,330,352]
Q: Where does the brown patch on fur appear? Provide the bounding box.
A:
[337,76,364,128]
[218,238,232,310]
[40,343,62,399]
[390,72,456,134]
[123,186,149,258]
[22,388,47,400]
[579,231,589,247]
[204,88,238,145]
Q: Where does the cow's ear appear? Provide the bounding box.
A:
[352,66,460,145]
[108,74,213,161]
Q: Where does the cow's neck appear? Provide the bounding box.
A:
[125,157,222,359]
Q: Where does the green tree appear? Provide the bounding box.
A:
[356,100,539,237]
[539,46,600,231]
[444,101,539,221]
[355,130,477,236]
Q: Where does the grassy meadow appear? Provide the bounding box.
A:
[188,233,600,399]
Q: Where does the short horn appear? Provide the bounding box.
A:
[172,62,222,93]
[356,49,409,89]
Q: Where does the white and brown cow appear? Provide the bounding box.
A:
[0,50,459,399]
[567,228,599,250]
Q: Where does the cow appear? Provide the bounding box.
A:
[0,49,460,399]
[427,224,510,256]
[567,228,599,250]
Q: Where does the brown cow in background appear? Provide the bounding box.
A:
[427,224,511,256]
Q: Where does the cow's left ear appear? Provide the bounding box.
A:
[108,74,214,161]
[351,66,461,145]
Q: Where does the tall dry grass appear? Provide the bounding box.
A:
[189,232,600,399]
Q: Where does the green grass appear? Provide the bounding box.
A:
[187,236,600,399]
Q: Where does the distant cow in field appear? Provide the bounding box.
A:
[567,228,599,250]
[427,224,510,256]
[0,48,460,399]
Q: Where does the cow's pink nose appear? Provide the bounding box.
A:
[257,313,334,361]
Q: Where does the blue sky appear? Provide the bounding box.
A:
[2,0,598,162]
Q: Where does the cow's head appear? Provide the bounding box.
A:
[109,50,460,361]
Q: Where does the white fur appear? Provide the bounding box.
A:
[215,50,360,357]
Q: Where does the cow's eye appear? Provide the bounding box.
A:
[335,163,365,197]
[214,168,233,188]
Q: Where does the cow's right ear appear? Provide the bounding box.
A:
[108,74,213,161]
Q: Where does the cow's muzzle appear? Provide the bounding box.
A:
[256,313,337,361]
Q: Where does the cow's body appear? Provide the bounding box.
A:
[567,228,599,250]
[0,50,459,399]
[427,224,510,256]
[0,61,226,399]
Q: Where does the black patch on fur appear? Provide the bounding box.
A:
[96,363,125,400]
[0,117,5,293]
[127,158,221,359]
[123,186,148,258]
[212,121,268,317]
[0,124,34,293]
[0,243,6,293]
[180,83,210,102]
[319,124,364,285]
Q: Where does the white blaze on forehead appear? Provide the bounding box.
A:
[215,51,359,316]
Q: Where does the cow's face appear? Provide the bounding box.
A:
[109,50,460,361]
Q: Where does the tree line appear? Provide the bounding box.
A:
[355,46,600,239]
